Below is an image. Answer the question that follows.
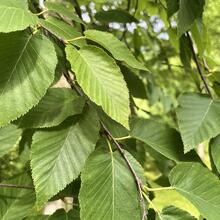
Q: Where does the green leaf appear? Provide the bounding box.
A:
[131,118,186,162]
[210,134,220,174]
[95,10,138,23]
[39,17,85,47]
[84,30,147,71]
[25,216,48,220]
[49,209,79,220]
[17,88,85,128]
[0,0,38,33]
[0,173,35,220]
[160,206,197,220]
[31,106,100,206]
[45,2,84,24]
[0,124,22,157]
[97,109,129,139]
[191,18,208,56]
[169,162,220,220]
[166,0,179,18]
[120,65,147,99]
[79,149,145,220]
[178,0,205,36]
[176,93,220,152]
[179,35,192,71]
[66,45,130,129]
[25,209,79,220]
[0,31,57,127]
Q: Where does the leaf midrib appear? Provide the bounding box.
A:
[0,34,33,97]
[189,99,213,145]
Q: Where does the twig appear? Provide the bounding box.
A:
[0,183,34,190]
[186,32,213,98]
[114,135,131,141]
[144,185,173,192]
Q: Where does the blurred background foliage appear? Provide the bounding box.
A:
[1,0,219,217]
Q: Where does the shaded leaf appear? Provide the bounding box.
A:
[178,0,205,36]
[210,134,220,174]
[166,0,179,18]
[120,65,147,99]
[131,118,186,162]
[160,206,197,220]
[49,209,79,220]
[179,35,192,71]
[95,10,138,23]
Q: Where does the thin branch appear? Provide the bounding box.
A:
[0,184,34,190]
[114,135,131,141]
[65,36,86,43]
[144,185,173,192]
[186,32,213,98]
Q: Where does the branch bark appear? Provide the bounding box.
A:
[0,184,34,190]
[186,32,213,98]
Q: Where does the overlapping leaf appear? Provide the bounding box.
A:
[169,162,220,220]
[40,17,85,47]
[79,149,145,220]
[0,173,35,220]
[178,0,205,36]
[45,2,83,24]
[210,134,220,173]
[0,0,38,33]
[66,45,130,129]
[84,30,147,70]
[17,88,85,128]
[31,107,100,206]
[95,10,138,23]
[0,31,57,127]
[0,124,22,157]
[176,93,220,152]
[160,206,197,220]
